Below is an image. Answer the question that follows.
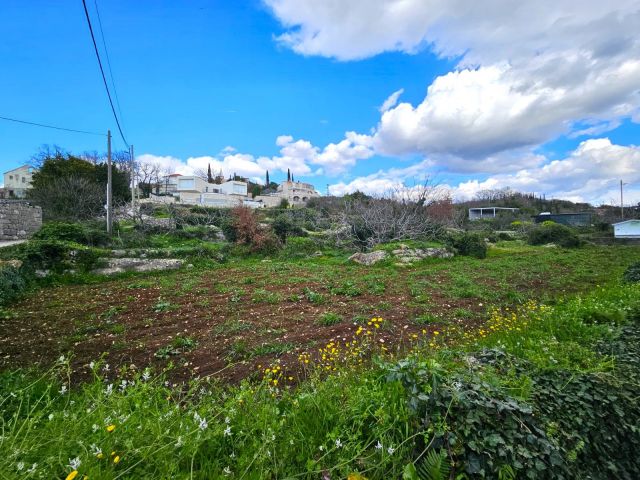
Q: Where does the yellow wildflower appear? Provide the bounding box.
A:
[113,455,120,464]
[65,472,78,480]
[106,424,116,433]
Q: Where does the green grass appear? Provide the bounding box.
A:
[2,282,639,478]
[316,312,343,326]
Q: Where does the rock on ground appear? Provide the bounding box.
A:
[348,250,387,265]
[92,258,183,276]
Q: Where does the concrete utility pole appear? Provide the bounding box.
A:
[107,130,113,235]
[620,179,625,220]
[130,144,135,220]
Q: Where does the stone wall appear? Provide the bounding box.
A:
[0,200,42,240]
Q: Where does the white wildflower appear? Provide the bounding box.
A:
[142,370,151,381]
[224,416,230,424]
[104,384,113,396]
[48,413,54,421]
[175,436,184,448]
[224,426,232,437]
[27,464,37,473]
[375,441,383,450]
[17,462,24,471]
[223,466,232,475]
[58,355,66,363]
[199,418,208,431]
[68,457,81,470]
[387,446,395,455]
[92,424,99,432]
[335,439,342,448]
[59,385,67,395]
[89,361,95,370]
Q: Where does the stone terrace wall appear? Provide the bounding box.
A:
[0,200,42,240]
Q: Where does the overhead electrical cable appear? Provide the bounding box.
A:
[0,114,105,136]
[81,0,129,147]
[93,0,125,129]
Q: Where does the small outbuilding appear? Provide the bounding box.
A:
[469,207,519,220]
[534,212,591,227]
[613,219,640,239]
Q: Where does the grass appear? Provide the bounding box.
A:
[1,281,638,478]
[317,311,343,326]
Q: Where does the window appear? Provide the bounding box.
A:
[22,177,26,183]
[9,175,12,180]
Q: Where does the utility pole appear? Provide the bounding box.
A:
[130,144,135,221]
[107,130,113,235]
[620,179,624,220]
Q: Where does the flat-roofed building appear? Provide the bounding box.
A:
[3,165,35,198]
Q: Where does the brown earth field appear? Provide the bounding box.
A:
[1,243,638,385]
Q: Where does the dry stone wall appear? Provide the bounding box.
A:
[0,200,42,240]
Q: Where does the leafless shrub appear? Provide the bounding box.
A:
[331,182,450,250]
[30,176,105,221]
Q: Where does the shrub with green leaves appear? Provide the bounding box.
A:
[0,266,27,305]
[623,261,640,283]
[449,232,487,258]
[527,223,580,248]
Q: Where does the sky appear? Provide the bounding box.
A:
[1,0,639,205]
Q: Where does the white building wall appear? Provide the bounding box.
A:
[613,220,640,238]
[3,165,34,198]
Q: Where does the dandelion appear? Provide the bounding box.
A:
[335,439,343,448]
[65,471,78,480]
[106,424,116,433]
[113,455,120,464]
[224,426,232,437]
[68,458,81,470]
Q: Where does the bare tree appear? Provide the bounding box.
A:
[332,182,448,250]
[29,176,105,221]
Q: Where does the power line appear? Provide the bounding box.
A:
[81,0,129,147]
[0,114,105,136]
[93,0,125,130]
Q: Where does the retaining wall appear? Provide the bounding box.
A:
[0,200,42,240]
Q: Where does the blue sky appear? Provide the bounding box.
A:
[1,0,639,204]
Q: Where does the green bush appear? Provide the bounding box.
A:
[449,232,487,258]
[623,261,640,283]
[272,214,306,243]
[15,240,70,273]
[72,248,106,272]
[281,236,319,257]
[527,223,581,248]
[33,221,110,247]
[0,266,27,305]
[33,222,86,243]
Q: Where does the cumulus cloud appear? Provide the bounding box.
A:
[330,138,640,204]
[137,130,375,182]
[266,0,640,167]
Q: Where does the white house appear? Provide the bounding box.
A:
[3,165,35,198]
[613,219,640,239]
[275,180,320,205]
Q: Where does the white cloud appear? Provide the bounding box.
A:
[451,138,640,204]
[137,130,374,182]
[266,0,640,166]
[379,88,404,113]
[330,138,640,205]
